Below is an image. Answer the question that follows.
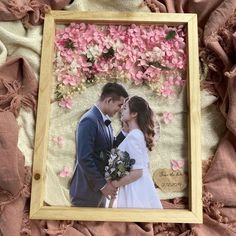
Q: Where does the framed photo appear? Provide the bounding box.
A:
[30,11,202,223]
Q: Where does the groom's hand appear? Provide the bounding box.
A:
[101,182,117,199]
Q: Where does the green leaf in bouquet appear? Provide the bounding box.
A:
[130,158,136,166]
[118,164,125,172]
[110,172,117,180]
[123,151,130,158]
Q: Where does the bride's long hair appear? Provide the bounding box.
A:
[128,96,155,151]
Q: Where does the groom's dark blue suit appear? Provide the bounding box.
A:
[69,106,125,207]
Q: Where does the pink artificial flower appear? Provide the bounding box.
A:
[163,77,174,87]
[137,58,147,67]
[161,42,172,54]
[61,32,69,40]
[53,136,64,147]
[160,85,174,97]
[175,35,186,49]
[77,56,92,72]
[69,31,80,42]
[143,67,160,81]
[171,57,181,69]
[174,76,185,86]
[109,25,126,41]
[94,58,109,72]
[128,48,139,62]
[125,59,134,71]
[60,48,74,63]
[136,71,143,80]
[171,159,185,171]
[59,166,71,177]
[169,53,186,69]
[116,48,128,60]
[58,96,73,109]
[163,112,174,124]
[54,23,187,98]
[154,26,166,39]
[59,74,77,86]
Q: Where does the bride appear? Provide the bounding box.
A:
[111,96,163,209]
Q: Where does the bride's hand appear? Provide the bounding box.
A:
[111,180,119,188]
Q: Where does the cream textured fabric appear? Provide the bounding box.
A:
[65,0,150,12]
[0,0,226,206]
[0,21,42,73]
[0,40,7,64]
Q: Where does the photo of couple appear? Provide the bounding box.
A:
[69,82,163,209]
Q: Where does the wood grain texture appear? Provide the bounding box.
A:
[186,14,202,222]
[30,11,202,223]
[51,11,196,25]
[30,13,55,217]
[31,207,201,223]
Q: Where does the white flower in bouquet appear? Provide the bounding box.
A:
[104,148,135,181]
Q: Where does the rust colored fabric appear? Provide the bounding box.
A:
[144,0,225,27]
[0,115,32,236]
[144,0,236,234]
[0,0,71,27]
[0,111,24,196]
[1,0,236,235]
[0,57,38,236]
[0,57,38,116]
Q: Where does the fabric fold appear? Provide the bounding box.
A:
[0,0,71,27]
[0,56,38,116]
[0,0,236,235]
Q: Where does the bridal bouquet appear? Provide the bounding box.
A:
[104,148,135,181]
[100,148,135,207]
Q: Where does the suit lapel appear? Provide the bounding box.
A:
[98,119,111,147]
[92,106,111,148]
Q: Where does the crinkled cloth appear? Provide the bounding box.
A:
[0,57,37,236]
[0,0,71,27]
[0,57,38,116]
[144,0,234,27]
[143,1,236,235]
[1,0,236,235]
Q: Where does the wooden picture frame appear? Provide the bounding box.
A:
[30,11,202,223]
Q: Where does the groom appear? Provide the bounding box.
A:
[70,82,128,207]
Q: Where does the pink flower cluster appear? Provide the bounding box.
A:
[59,166,71,177]
[58,96,73,109]
[162,112,174,124]
[160,75,185,97]
[171,159,185,171]
[53,136,65,147]
[54,23,186,108]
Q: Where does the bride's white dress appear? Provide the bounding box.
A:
[116,129,163,209]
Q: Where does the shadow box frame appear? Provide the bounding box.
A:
[30,10,202,223]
